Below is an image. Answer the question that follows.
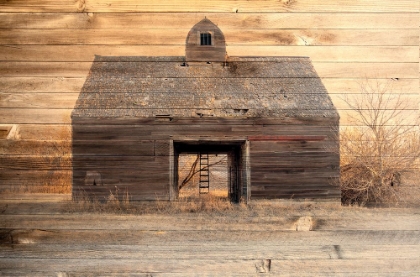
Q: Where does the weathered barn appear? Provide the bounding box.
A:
[72,18,340,202]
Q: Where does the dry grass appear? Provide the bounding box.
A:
[65,188,346,216]
[167,194,235,213]
[67,189,238,214]
[68,187,132,214]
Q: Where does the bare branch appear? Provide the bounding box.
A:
[340,79,419,205]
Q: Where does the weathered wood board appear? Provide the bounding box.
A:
[0,203,419,276]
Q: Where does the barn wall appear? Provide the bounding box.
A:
[71,117,339,200]
[0,1,418,196]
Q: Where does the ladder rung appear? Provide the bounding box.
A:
[199,153,210,194]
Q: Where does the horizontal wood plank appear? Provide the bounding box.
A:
[0,93,79,108]
[0,77,85,93]
[0,208,419,276]
[0,108,415,125]
[1,77,417,94]
[1,45,417,62]
[1,244,419,261]
[0,13,418,29]
[0,62,418,79]
[1,29,417,46]
[1,213,420,231]
[1,257,418,274]
[0,0,417,13]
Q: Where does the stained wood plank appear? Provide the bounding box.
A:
[0,140,70,155]
[12,124,71,140]
[6,121,414,142]
[1,108,414,125]
[1,213,420,231]
[0,155,171,171]
[329,94,420,111]
[1,13,417,29]
[0,93,79,108]
[72,124,332,140]
[248,135,327,141]
[0,156,72,170]
[0,10,418,30]
[0,108,72,124]
[0,45,416,62]
[314,63,419,79]
[1,257,418,274]
[0,0,417,13]
[2,244,419,260]
[0,77,85,93]
[1,29,417,46]
[0,62,418,79]
[249,140,335,151]
[73,116,338,125]
[1,77,416,94]
[73,140,155,156]
[322,78,419,95]
[0,169,71,183]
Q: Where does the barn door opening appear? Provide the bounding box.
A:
[173,141,246,203]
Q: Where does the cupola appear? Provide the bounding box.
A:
[185,18,226,62]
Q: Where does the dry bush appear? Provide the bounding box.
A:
[340,79,420,205]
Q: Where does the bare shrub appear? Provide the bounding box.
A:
[340,79,420,205]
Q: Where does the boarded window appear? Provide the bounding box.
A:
[200,32,212,46]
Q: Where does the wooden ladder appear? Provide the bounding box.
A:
[199,153,210,194]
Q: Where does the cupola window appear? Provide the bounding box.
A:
[186,18,226,61]
[200,32,212,46]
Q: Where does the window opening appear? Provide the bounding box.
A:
[200,32,212,46]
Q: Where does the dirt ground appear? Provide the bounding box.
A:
[0,198,419,276]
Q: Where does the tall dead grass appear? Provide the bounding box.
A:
[68,189,240,214]
[69,187,132,213]
[66,188,345,216]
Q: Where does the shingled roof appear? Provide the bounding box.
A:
[72,55,338,119]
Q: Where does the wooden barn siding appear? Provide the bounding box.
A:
[70,117,338,200]
[0,1,418,196]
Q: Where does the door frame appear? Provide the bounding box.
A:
[169,139,250,203]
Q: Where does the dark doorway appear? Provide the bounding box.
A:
[172,141,246,203]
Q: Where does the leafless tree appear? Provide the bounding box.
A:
[340,79,419,205]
